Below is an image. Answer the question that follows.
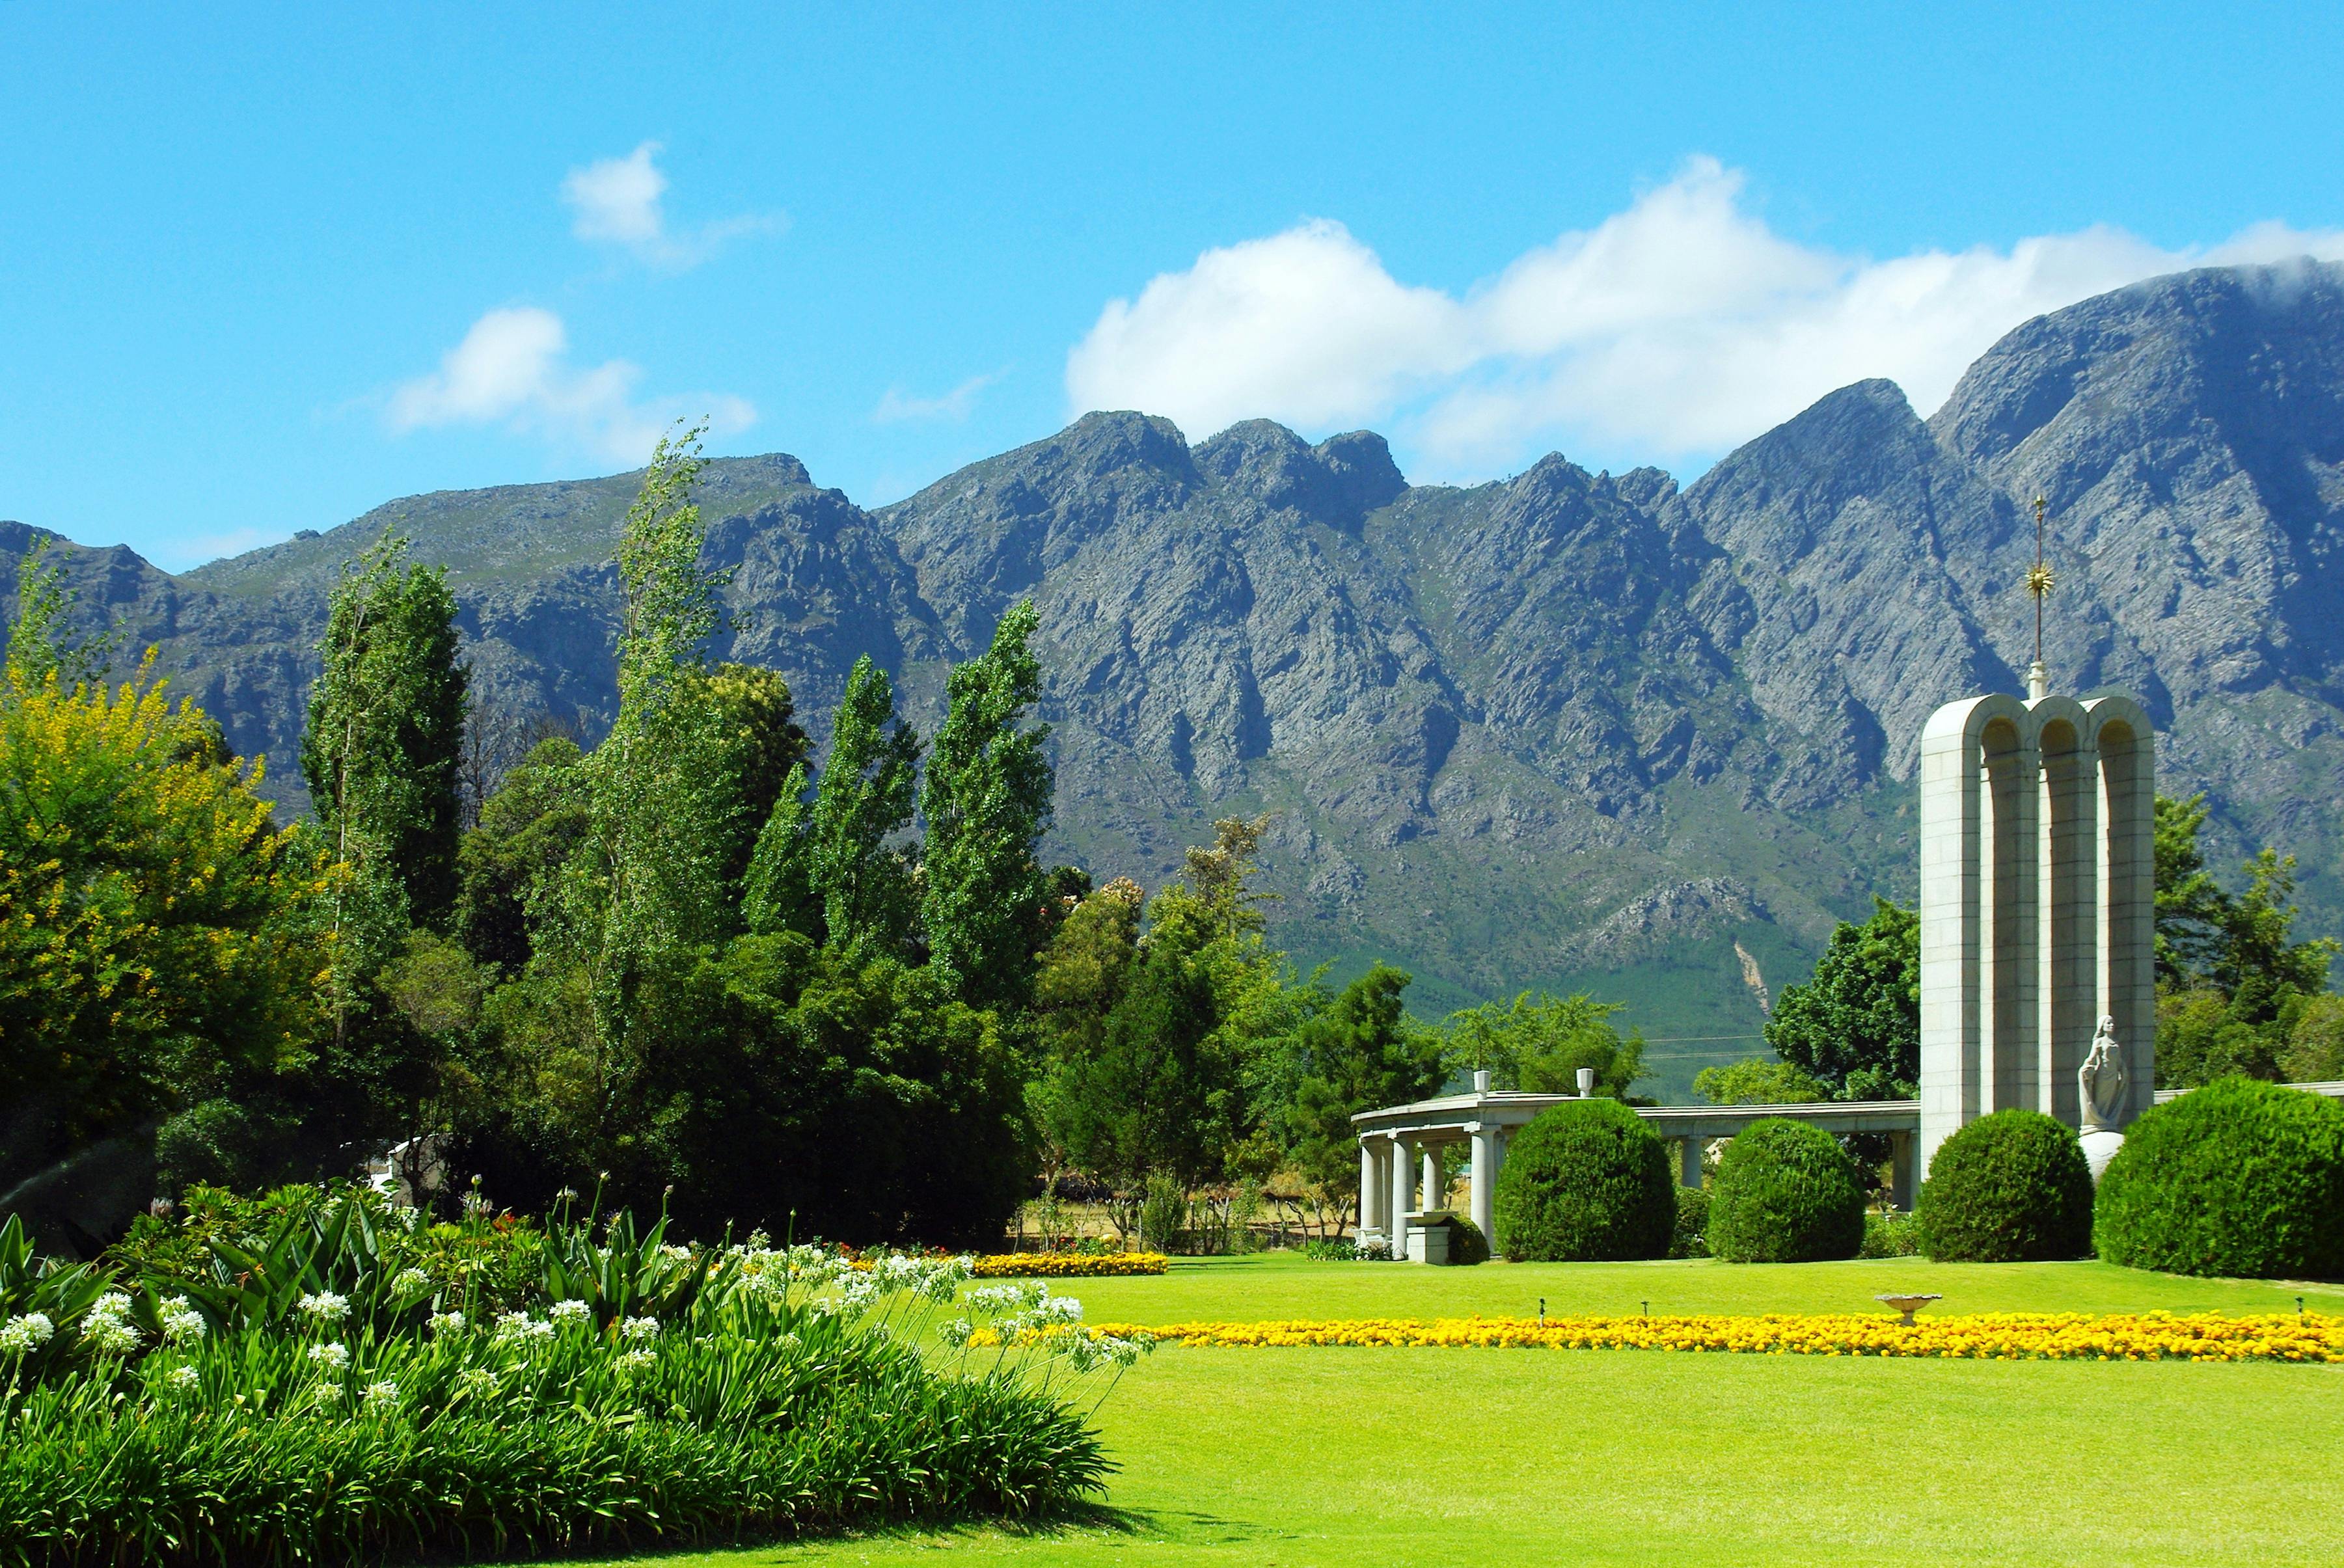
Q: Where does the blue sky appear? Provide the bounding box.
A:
[5,4,2342,571]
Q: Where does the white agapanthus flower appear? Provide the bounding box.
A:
[620,1315,660,1342]
[157,1298,206,1346]
[938,1317,974,1349]
[0,1312,56,1355]
[392,1268,431,1295]
[616,1348,656,1373]
[428,1310,467,1338]
[454,1366,500,1399]
[307,1341,351,1371]
[298,1291,350,1323]
[493,1311,554,1343]
[81,1295,139,1355]
[168,1363,200,1390]
[362,1380,399,1411]
[547,1299,590,1322]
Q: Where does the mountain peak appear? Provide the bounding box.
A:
[1193,421,1406,528]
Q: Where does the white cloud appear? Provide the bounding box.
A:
[1066,157,2344,474]
[561,142,778,269]
[872,369,1009,424]
[388,306,754,464]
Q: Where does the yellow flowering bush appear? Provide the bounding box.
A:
[970,1252,1169,1278]
[1085,1310,2344,1362]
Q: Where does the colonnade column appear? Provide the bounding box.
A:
[1388,1135,1413,1260]
[1888,1131,1917,1212]
[1468,1124,1495,1246]
[1421,1146,1443,1213]
[1357,1141,1378,1244]
[1678,1136,1704,1189]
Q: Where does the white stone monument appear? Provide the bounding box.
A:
[1916,684,2155,1172]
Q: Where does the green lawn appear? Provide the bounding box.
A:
[631,1255,2344,1568]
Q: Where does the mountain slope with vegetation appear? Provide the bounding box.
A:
[8,260,2344,1094]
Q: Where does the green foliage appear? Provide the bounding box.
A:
[921,602,1054,1010]
[1669,1185,1711,1259]
[2152,795,2339,1088]
[1490,1100,1674,1262]
[1764,898,1918,1100]
[1048,929,1226,1191]
[4,536,116,692]
[808,656,923,958]
[1272,964,1445,1212]
[0,1213,113,1383]
[2093,1077,2344,1278]
[743,760,819,938]
[1442,1213,1490,1265]
[1704,1119,1866,1264]
[454,735,592,971]
[0,660,332,1190]
[0,1220,1111,1565]
[2281,994,2344,1082]
[1693,1058,1827,1105]
[1138,1174,1187,1254]
[1441,988,1645,1097]
[1915,1109,2093,1262]
[1860,1209,1922,1258]
[677,662,811,899]
[300,530,468,932]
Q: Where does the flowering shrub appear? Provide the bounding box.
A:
[0,1204,1136,1563]
[1087,1311,2344,1362]
[969,1252,1169,1277]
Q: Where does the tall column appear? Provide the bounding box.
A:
[1421,1146,1443,1213]
[1389,1135,1413,1260]
[1983,720,2039,1116]
[1921,697,2018,1170]
[1357,1141,1378,1243]
[1678,1135,1704,1189]
[2037,707,2097,1124]
[1888,1130,1917,1211]
[1468,1124,1495,1243]
[2091,702,2156,1127]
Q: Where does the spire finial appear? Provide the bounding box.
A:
[2025,494,2054,699]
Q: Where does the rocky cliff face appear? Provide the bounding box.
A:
[8,261,2343,1094]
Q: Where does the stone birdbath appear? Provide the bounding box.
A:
[1876,1293,1943,1327]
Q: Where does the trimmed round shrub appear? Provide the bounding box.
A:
[1443,1214,1491,1265]
[1916,1109,2095,1262]
[1669,1185,1711,1259]
[1705,1119,1866,1262]
[2094,1076,2344,1278]
[1491,1098,1674,1261]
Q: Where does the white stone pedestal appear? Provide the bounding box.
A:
[1404,1211,1452,1265]
[2080,1128,2125,1183]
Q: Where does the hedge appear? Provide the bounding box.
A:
[1490,1099,1674,1262]
[1705,1118,1866,1262]
[1916,1109,2094,1262]
[2094,1077,2344,1278]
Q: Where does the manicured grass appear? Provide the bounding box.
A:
[623,1255,2344,1568]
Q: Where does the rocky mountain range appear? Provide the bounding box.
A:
[9,259,2344,1097]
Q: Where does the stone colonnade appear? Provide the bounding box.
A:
[1355,1095,1922,1260]
[1917,692,2155,1170]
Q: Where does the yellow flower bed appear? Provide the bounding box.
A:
[971,1252,1170,1278]
[1083,1311,2344,1362]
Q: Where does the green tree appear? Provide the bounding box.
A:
[5,535,116,691]
[677,662,809,898]
[300,531,469,930]
[806,656,921,957]
[741,761,818,939]
[1441,990,1646,1098]
[0,656,331,1189]
[920,601,1054,1009]
[2150,794,2337,1087]
[452,736,593,972]
[1273,964,1445,1224]
[1764,898,1919,1100]
[1693,1058,1828,1105]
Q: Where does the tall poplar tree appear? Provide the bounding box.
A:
[806,656,921,957]
[301,531,468,930]
[921,601,1053,1008]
